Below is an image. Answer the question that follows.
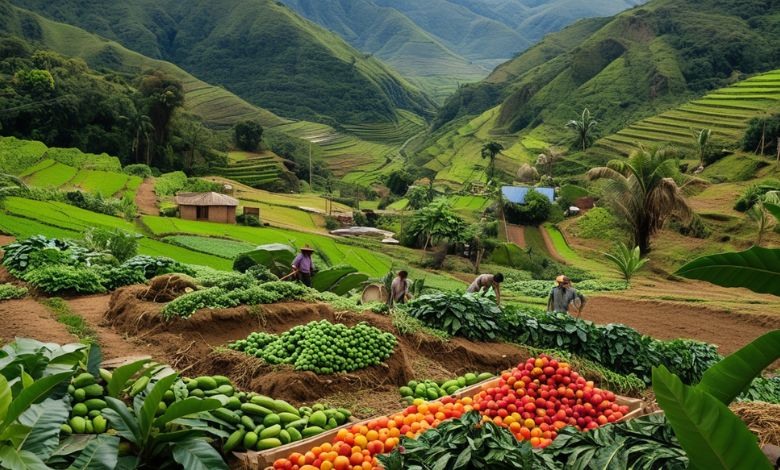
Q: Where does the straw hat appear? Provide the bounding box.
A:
[555,275,571,286]
[300,244,315,252]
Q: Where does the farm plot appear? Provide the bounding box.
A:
[163,235,257,259]
[0,136,48,174]
[141,216,392,276]
[69,169,131,197]
[23,161,77,187]
[241,201,322,231]
[594,68,780,157]
[212,151,288,188]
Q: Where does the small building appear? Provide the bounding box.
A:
[501,186,556,204]
[175,192,238,224]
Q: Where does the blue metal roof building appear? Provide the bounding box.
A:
[502,186,555,204]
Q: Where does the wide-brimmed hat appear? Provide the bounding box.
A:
[555,275,571,286]
[300,244,315,252]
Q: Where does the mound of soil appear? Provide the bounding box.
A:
[105,286,532,405]
[139,275,197,303]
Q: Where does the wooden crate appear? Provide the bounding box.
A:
[234,376,647,469]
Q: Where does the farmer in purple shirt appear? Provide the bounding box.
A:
[291,245,315,287]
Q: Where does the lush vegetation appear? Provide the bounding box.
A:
[405,292,503,341]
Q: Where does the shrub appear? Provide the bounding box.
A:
[0,283,27,300]
[246,264,279,282]
[155,172,188,196]
[734,180,780,212]
[236,214,262,226]
[572,207,622,240]
[81,227,139,262]
[123,164,152,178]
[405,292,502,341]
[196,270,256,290]
[121,256,194,279]
[23,266,106,294]
[649,339,721,385]
[94,265,147,290]
[503,190,552,225]
[742,113,780,155]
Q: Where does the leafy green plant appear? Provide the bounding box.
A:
[233,244,296,276]
[312,265,368,295]
[2,235,69,274]
[94,265,148,291]
[379,411,543,470]
[102,373,227,469]
[23,266,106,294]
[739,376,780,403]
[676,246,780,296]
[603,242,648,285]
[405,291,502,341]
[567,108,598,151]
[0,284,27,300]
[80,227,139,262]
[121,256,194,279]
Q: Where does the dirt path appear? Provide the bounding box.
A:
[0,299,76,345]
[67,295,165,360]
[505,224,526,248]
[581,296,780,355]
[134,178,158,216]
[538,225,567,264]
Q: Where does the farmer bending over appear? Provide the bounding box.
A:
[291,245,315,287]
[388,270,411,307]
[467,273,504,305]
[547,275,586,314]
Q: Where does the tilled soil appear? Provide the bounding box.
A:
[581,296,780,355]
[0,298,76,345]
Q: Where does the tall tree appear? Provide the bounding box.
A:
[692,128,712,169]
[588,146,692,255]
[234,120,264,151]
[566,108,598,151]
[748,192,779,247]
[138,71,184,166]
[407,199,467,252]
[123,108,154,165]
[481,141,504,183]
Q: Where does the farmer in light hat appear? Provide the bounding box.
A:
[291,244,315,287]
[547,275,587,315]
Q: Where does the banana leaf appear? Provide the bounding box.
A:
[675,246,780,296]
[697,329,780,405]
[237,244,295,277]
[311,265,356,292]
[765,202,780,222]
[652,366,771,470]
[330,272,369,296]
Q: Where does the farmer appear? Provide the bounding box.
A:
[388,270,411,307]
[547,275,587,314]
[466,273,504,305]
[291,245,315,287]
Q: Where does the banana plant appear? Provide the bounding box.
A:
[653,329,780,469]
[312,265,369,296]
[102,373,227,469]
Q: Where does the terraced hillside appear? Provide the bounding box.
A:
[277,111,426,184]
[596,70,780,156]
[211,151,290,189]
[0,1,285,129]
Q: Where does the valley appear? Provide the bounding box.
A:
[0,0,779,468]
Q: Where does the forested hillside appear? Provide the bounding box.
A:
[12,0,436,125]
[434,0,780,142]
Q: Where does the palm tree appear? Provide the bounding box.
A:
[748,192,779,246]
[481,142,504,183]
[566,108,598,151]
[124,109,154,165]
[588,146,692,255]
[536,147,564,181]
[692,128,712,170]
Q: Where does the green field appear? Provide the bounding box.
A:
[240,201,321,231]
[163,236,257,259]
[0,137,48,174]
[138,238,233,270]
[212,151,288,188]
[24,162,78,188]
[141,216,391,276]
[69,170,131,197]
[595,69,780,157]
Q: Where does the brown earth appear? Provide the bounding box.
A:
[538,224,567,264]
[105,286,534,406]
[505,224,526,248]
[0,298,76,345]
[582,296,780,356]
[134,178,158,216]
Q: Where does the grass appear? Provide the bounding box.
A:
[3,198,136,232]
[24,162,78,188]
[240,201,321,230]
[0,137,48,174]
[0,213,80,239]
[137,238,233,270]
[163,235,256,259]
[41,297,97,344]
[70,170,130,197]
[523,226,549,257]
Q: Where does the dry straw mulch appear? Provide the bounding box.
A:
[731,401,780,447]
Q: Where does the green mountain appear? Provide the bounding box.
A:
[434,0,780,141]
[13,0,435,125]
[0,0,284,129]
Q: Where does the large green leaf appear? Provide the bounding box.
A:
[311,265,356,291]
[675,246,780,296]
[652,366,771,470]
[65,434,119,470]
[106,359,149,398]
[170,438,228,470]
[0,446,51,470]
[138,374,178,444]
[0,376,11,424]
[1,372,73,433]
[239,244,295,277]
[329,272,369,296]
[698,329,780,405]
[102,397,141,445]
[765,202,780,222]
[18,398,70,459]
[84,345,101,379]
[153,398,221,428]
